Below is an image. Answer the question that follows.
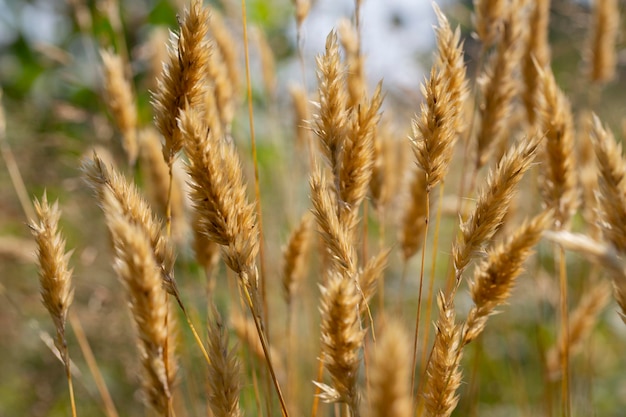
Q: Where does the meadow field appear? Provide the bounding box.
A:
[1,0,626,416]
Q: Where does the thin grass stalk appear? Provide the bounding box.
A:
[241,0,269,334]
[68,312,119,417]
[0,88,35,221]
[420,182,446,380]
[558,245,570,417]
[410,189,430,398]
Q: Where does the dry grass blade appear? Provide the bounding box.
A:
[82,154,176,293]
[366,320,412,417]
[317,272,364,416]
[289,84,311,149]
[310,167,356,276]
[207,42,236,133]
[521,0,550,125]
[313,31,348,177]
[339,82,383,227]
[538,67,578,229]
[400,167,428,261]
[209,10,240,97]
[100,49,138,165]
[105,197,175,415]
[282,213,313,305]
[192,209,221,281]
[422,292,462,417]
[453,133,541,280]
[464,211,552,345]
[179,107,259,278]
[589,114,626,252]
[152,0,210,163]
[433,4,468,135]
[357,249,389,315]
[411,66,456,192]
[473,0,507,47]
[30,195,79,417]
[588,0,619,83]
[207,306,243,417]
[476,5,523,169]
[30,193,75,358]
[338,18,365,109]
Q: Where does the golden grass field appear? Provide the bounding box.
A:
[1,0,626,416]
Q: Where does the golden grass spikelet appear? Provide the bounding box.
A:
[138,128,187,242]
[82,154,177,293]
[30,193,75,356]
[422,292,462,417]
[152,0,210,163]
[313,31,349,176]
[146,27,170,90]
[338,18,365,109]
[100,49,138,165]
[207,43,236,132]
[521,0,550,125]
[577,112,601,238]
[282,213,313,305]
[411,60,457,191]
[203,83,224,139]
[209,10,240,97]
[476,5,524,168]
[289,84,311,149]
[339,82,383,228]
[473,0,507,47]
[433,4,469,135]
[317,272,364,413]
[192,210,221,281]
[411,67,455,191]
[588,0,619,83]
[366,319,412,417]
[310,167,357,276]
[369,121,401,211]
[453,133,541,279]
[401,167,428,261]
[538,67,578,229]
[357,249,389,315]
[589,114,626,253]
[464,211,552,345]
[546,280,612,379]
[207,306,242,417]
[105,203,174,414]
[179,107,258,279]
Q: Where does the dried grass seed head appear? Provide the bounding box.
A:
[152,0,211,163]
[30,193,75,353]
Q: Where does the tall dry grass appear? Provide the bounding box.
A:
[3,0,625,416]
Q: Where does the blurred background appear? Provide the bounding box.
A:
[1,0,626,416]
